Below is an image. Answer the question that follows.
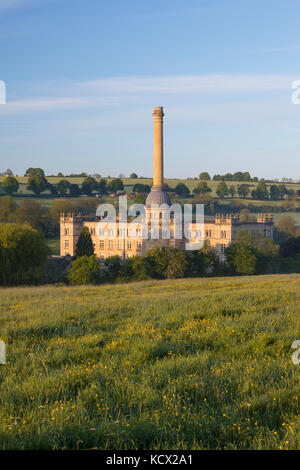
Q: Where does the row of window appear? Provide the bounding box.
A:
[95,227,142,237]
[64,239,142,251]
[99,240,142,250]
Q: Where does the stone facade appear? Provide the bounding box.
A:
[60,106,274,261]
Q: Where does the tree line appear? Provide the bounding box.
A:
[1,216,300,286]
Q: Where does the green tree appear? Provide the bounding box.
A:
[134,193,147,204]
[131,255,155,280]
[194,181,212,195]
[277,215,297,237]
[252,181,269,200]
[225,244,257,275]
[27,171,49,195]
[68,255,100,285]
[0,223,49,285]
[49,199,74,223]
[280,236,300,257]
[130,173,138,179]
[103,255,122,282]
[57,179,71,196]
[0,196,17,222]
[81,176,98,196]
[216,181,229,198]
[229,185,236,197]
[75,227,94,258]
[69,183,81,197]
[1,176,19,195]
[14,199,46,230]
[278,184,287,200]
[146,246,187,279]
[237,184,250,198]
[269,185,280,200]
[107,178,124,193]
[25,168,46,178]
[174,183,190,196]
[97,179,108,194]
[199,172,211,181]
[133,183,151,194]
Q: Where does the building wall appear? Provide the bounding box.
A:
[60,213,274,261]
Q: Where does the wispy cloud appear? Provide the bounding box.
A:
[260,45,300,52]
[0,0,27,9]
[0,96,120,114]
[0,74,295,115]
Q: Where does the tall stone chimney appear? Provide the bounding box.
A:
[152,106,164,190]
[145,106,170,208]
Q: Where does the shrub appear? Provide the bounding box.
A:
[146,246,188,279]
[0,223,49,285]
[1,176,19,195]
[68,255,100,285]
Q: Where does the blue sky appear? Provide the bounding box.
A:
[1,0,300,179]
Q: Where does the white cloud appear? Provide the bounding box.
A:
[0,74,296,115]
[72,74,294,94]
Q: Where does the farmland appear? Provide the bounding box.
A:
[1,175,300,199]
[0,274,300,449]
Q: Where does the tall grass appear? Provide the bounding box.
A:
[0,274,300,449]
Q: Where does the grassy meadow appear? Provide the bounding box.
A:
[0,275,300,449]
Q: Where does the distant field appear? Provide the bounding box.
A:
[1,175,300,199]
[0,274,300,450]
[46,237,60,255]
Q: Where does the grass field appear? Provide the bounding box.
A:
[0,274,300,450]
[1,175,300,198]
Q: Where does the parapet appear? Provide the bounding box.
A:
[59,212,83,223]
[214,213,240,224]
[257,214,273,224]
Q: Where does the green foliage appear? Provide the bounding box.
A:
[27,172,49,195]
[193,181,212,195]
[216,181,229,198]
[14,199,46,229]
[252,181,269,200]
[237,184,250,198]
[131,255,155,280]
[174,183,190,196]
[81,177,98,196]
[226,229,279,275]
[228,185,236,197]
[226,243,257,275]
[1,176,19,195]
[130,173,138,179]
[69,183,81,197]
[0,196,17,222]
[57,179,71,195]
[146,246,188,279]
[280,236,300,257]
[199,172,211,180]
[133,183,151,194]
[68,255,100,285]
[103,255,122,282]
[134,193,147,204]
[0,223,49,285]
[107,178,124,193]
[75,227,95,258]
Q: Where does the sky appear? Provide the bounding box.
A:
[0,0,300,179]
